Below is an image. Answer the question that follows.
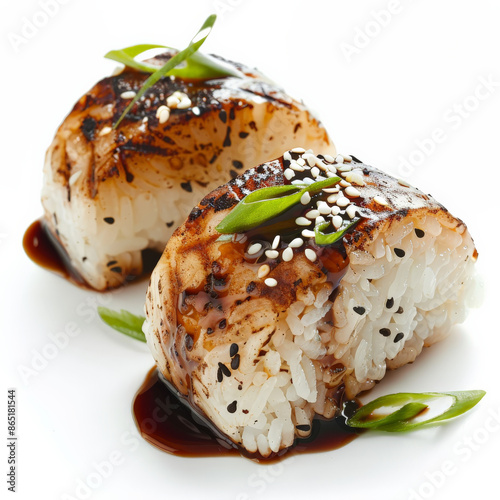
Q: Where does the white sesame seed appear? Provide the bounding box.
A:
[166,94,181,108]
[326,171,338,178]
[303,153,317,167]
[327,193,339,204]
[315,215,326,225]
[247,243,262,255]
[284,169,295,180]
[99,126,112,136]
[282,247,294,262]
[176,97,192,109]
[398,178,411,187]
[192,106,201,116]
[292,179,305,185]
[284,151,292,161]
[258,265,270,278]
[120,90,136,99]
[272,235,280,249]
[337,164,352,172]
[295,217,312,226]
[331,215,343,229]
[331,206,341,215]
[337,197,350,207]
[156,105,170,124]
[289,238,304,248]
[265,278,278,287]
[301,229,315,238]
[346,205,358,219]
[335,154,345,164]
[327,164,337,174]
[316,175,327,182]
[311,166,320,178]
[305,248,317,262]
[323,187,339,193]
[291,147,306,153]
[290,161,305,172]
[300,192,311,205]
[265,250,279,259]
[340,179,351,187]
[343,154,352,162]
[344,171,366,186]
[69,170,82,185]
[305,149,313,154]
[317,201,331,215]
[296,158,306,166]
[306,209,320,219]
[315,159,328,170]
[302,177,315,185]
[324,154,335,163]
[345,186,361,197]
[374,195,389,206]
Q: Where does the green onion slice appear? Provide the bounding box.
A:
[346,390,486,432]
[314,218,360,246]
[112,15,236,128]
[97,307,146,343]
[216,176,342,234]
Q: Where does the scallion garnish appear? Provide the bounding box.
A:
[346,390,486,432]
[110,14,239,128]
[314,218,360,246]
[97,307,146,343]
[216,176,342,234]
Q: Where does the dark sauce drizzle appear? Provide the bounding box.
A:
[23,219,161,289]
[133,367,363,462]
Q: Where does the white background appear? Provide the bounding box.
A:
[2,1,500,499]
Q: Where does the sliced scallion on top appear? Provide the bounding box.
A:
[110,14,239,128]
[215,176,342,234]
[97,307,146,343]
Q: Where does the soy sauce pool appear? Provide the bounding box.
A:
[133,367,363,462]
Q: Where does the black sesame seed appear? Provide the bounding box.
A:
[397,306,404,314]
[379,328,391,337]
[104,217,115,224]
[353,306,366,315]
[229,108,235,120]
[82,257,87,262]
[110,266,122,273]
[238,384,243,390]
[166,221,175,228]
[218,362,231,377]
[231,354,240,370]
[394,248,405,258]
[185,334,194,351]
[386,297,394,309]
[415,228,425,238]
[107,260,118,267]
[206,328,214,335]
[219,319,227,330]
[296,424,311,431]
[217,367,223,383]
[218,109,227,123]
[227,401,237,413]
[230,170,238,179]
[230,343,239,357]
[223,126,231,147]
[232,160,243,169]
[180,181,192,193]
[394,332,404,343]
[246,281,256,293]
[242,409,249,414]
[238,132,249,139]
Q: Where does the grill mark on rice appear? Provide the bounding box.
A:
[188,207,202,221]
[379,328,391,337]
[386,297,394,309]
[227,401,237,413]
[353,306,366,315]
[394,332,404,342]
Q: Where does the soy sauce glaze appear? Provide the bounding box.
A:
[23,219,161,289]
[133,367,362,462]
